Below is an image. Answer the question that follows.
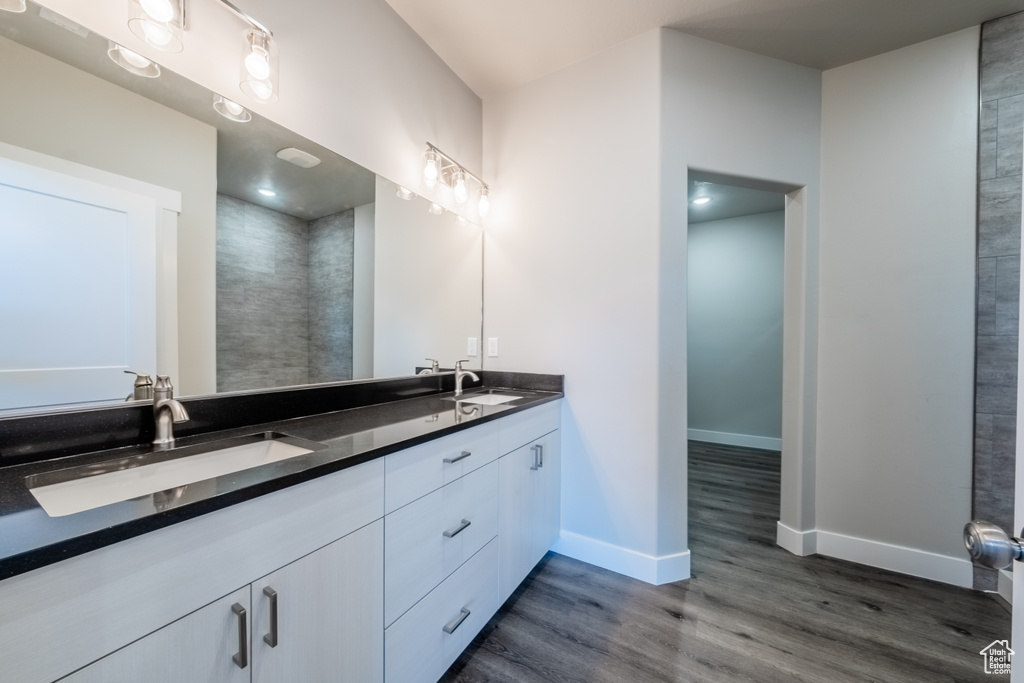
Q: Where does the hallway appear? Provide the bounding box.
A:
[442,442,1010,682]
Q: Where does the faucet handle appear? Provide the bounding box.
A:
[154,375,174,401]
[455,360,468,371]
[426,358,440,372]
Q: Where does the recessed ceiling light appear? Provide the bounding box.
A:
[258,188,276,197]
[691,196,711,205]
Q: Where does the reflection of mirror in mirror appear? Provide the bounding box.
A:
[0,1,483,415]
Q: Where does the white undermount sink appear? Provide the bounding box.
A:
[28,432,324,518]
[446,393,521,405]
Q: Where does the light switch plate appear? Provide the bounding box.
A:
[487,337,499,357]
[467,337,478,357]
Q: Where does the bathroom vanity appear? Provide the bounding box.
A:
[0,372,562,683]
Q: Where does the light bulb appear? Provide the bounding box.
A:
[478,189,490,217]
[141,19,173,47]
[223,100,244,116]
[453,173,468,204]
[245,46,270,80]
[139,0,173,23]
[119,46,152,69]
[249,80,274,101]
[396,186,414,200]
[423,156,438,186]
[428,203,443,215]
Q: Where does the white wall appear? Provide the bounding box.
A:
[815,28,978,585]
[688,211,785,449]
[483,28,821,583]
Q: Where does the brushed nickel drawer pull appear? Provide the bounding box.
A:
[444,519,471,538]
[443,607,471,634]
[263,586,278,647]
[231,602,248,669]
[531,444,543,470]
[444,451,472,464]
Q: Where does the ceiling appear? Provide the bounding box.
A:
[383,0,1024,99]
[687,179,784,224]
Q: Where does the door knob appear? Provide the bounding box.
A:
[963,520,1024,569]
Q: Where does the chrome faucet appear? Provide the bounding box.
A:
[153,375,189,448]
[454,360,479,397]
[418,358,441,375]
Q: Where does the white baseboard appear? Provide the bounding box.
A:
[688,429,781,451]
[815,529,973,588]
[776,521,816,556]
[551,531,690,585]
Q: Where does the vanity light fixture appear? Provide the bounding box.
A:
[127,0,184,53]
[0,0,26,13]
[108,41,162,78]
[213,94,251,122]
[477,186,490,218]
[452,169,468,205]
[396,186,415,201]
[423,149,440,188]
[239,27,278,103]
[422,143,491,220]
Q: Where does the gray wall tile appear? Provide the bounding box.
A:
[978,176,1022,258]
[981,101,998,181]
[308,209,355,383]
[995,255,1021,336]
[981,12,1024,102]
[997,95,1024,178]
[978,256,997,336]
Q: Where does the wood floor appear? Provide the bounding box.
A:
[440,441,1011,682]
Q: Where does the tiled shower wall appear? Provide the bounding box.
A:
[216,194,355,392]
[974,12,1024,590]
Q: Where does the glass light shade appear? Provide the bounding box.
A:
[127,0,183,53]
[428,203,444,215]
[239,28,279,104]
[213,94,251,122]
[423,151,439,187]
[396,186,415,200]
[477,187,490,218]
[452,170,468,204]
[0,0,26,13]
[108,42,162,78]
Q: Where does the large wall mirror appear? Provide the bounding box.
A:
[0,2,483,414]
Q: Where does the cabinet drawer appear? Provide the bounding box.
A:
[385,422,500,513]
[384,540,499,683]
[384,461,498,626]
[498,401,560,456]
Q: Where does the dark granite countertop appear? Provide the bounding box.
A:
[0,383,561,580]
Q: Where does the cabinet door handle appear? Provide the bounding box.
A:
[444,450,472,464]
[531,444,543,470]
[263,586,278,648]
[231,602,248,669]
[443,519,471,538]
[443,607,471,634]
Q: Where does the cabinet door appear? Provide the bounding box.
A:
[498,429,560,603]
[60,587,251,683]
[251,519,384,683]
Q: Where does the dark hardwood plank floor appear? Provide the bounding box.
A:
[441,441,1010,682]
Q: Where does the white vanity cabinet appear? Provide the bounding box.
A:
[62,520,383,683]
[60,587,252,683]
[498,417,561,602]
